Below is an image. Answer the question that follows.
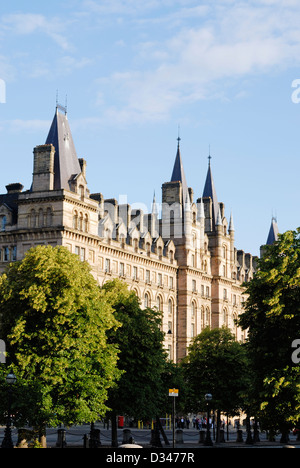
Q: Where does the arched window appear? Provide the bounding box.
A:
[79,212,83,231]
[144,292,150,309]
[38,208,44,227]
[84,214,88,232]
[201,306,205,330]
[73,210,78,229]
[30,209,37,228]
[146,242,151,256]
[120,234,126,248]
[168,298,174,315]
[79,185,85,200]
[46,207,53,226]
[223,308,228,326]
[158,245,162,259]
[205,307,210,327]
[192,232,196,248]
[191,301,197,317]
[156,295,163,311]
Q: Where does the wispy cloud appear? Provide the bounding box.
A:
[1,13,72,51]
[93,1,300,123]
[0,119,51,133]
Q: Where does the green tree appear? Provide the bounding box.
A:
[0,245,121,443]
[102,279,169,446]
[181,326,249,439]
[238,229,300,440]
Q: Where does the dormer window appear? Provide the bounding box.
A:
[1,216,7,231]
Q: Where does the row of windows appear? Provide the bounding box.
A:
[223,288,244,305]
[104,258,175,289]
[191,280,210,296]
[73,211,89,232]
[0,246,17,262]
[28,208,53,228]
[144,294,175,314]
[104,232,175,262]
[190,305,211,338]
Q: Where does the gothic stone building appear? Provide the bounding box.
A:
[0,106,277,362]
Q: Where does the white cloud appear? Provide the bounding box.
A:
[94,1,300,123]
[0,119,51,133]
[1,13,72,51]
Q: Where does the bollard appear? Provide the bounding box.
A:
[175,429,183,444]
[122,429,134,444]
[236,429,243,442]
[219,429,225,443]
[198,430,205,443]
[56,428,67,448]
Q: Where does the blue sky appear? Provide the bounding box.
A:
[1,0,300,256]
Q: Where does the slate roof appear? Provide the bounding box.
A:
[45,107,81,190]
[202,160,219,227]
[0,188,23,224]
[170,139,190,206]
[266,217,279,245]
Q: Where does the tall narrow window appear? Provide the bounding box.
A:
[144,292,150,308]
[146,269,150,283]
[12,246,17,261]
[105,258,110,273]
[73,211,78,229]
[119,262,125,277]
[84,214,88,232]
[46,207,53,226]
[1,216,7,231]
[38,209,44,227]
[79,213,83,231]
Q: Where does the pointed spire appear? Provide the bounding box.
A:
[202,152,219,227]
[184,189,191,211]
[152,190,158,216]
[198,198,205,220]
[45,106,81,190]
[216,206,222,226]
[229,211,235,232]
[170,135,189,207]
[266,216,279,245]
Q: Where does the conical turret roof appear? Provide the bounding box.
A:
[203,157,219,227]
[45,106,81,190]
[170,137,190,206]
[266,217,279,245]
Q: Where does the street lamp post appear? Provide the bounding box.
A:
[1,372,17,449]
[204,393,213,446]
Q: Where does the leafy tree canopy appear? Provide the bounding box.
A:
[0,245,121,429]
[102,279,169,421]
[238,228,300,432]
[181,327,249,415]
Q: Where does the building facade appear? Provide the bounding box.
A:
[0,106,273,362]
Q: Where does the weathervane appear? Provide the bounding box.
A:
[56,90,67,115]
[208,144,212,165]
